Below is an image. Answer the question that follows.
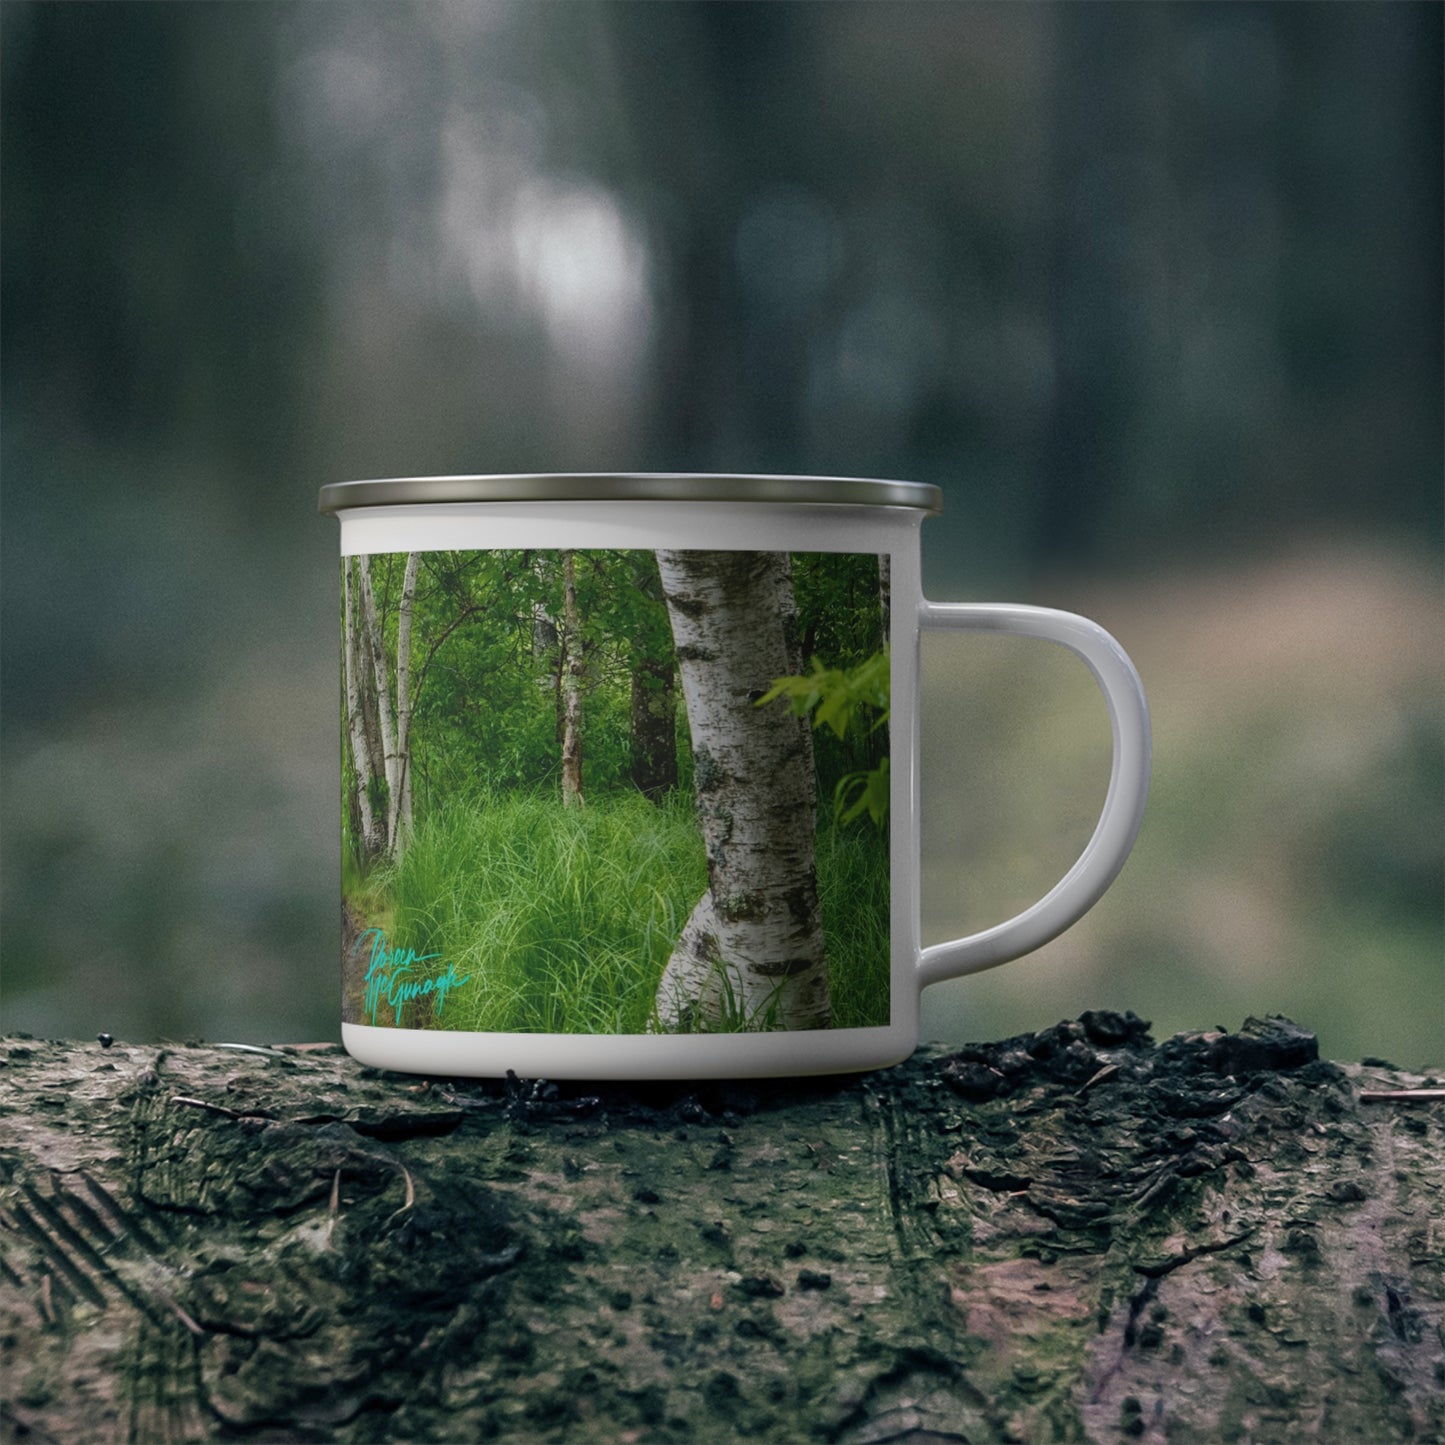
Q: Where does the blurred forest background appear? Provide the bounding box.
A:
[2,2,1440,1065]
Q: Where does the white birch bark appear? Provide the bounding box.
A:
[390,551,420,844]
[653,550,829,1031]
[356,574,387,809]
[560,550,585,808]
[342,560,382,859]
[356,555,400,853]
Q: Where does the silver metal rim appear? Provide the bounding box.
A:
[317,473,943,516]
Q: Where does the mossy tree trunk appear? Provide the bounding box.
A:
[1,1015,1441,1444]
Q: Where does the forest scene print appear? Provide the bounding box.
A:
[341,548,891,1035]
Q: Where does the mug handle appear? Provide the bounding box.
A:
[916,602,1152,987]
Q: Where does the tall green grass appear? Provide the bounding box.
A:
[350,791,890,1034]
[816,825,892,1029]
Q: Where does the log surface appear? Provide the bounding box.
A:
[1,1014,1441,1444]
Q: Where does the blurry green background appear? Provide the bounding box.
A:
[2,2,1440,1065]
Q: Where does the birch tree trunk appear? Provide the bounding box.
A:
[356,557,400,834]
[560,551,585,809]
[3,1017,1440,1445]
[654,550,828,1031]
[356,581,388,816]
[342,561,382,861]
[389,552,420,845]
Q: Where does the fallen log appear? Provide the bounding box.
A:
[1,1014,1441,1443]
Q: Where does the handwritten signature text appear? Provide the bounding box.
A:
[356,928,470,1027]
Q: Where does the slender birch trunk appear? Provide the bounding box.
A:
[560,551,585,808]
[653,550,828,1031]
[390,552,420,844]
[357,556,400,846]
[531,601,558,658]
[342,560,382,860]
[356,575,387,810]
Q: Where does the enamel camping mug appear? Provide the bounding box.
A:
[319,474,1151,1080]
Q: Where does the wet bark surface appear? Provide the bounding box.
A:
[1,1014,1441,1444]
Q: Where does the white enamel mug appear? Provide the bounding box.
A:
[319,474,1150,1079]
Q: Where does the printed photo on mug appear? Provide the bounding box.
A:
[340,548,893,1037]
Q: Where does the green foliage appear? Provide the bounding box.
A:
[834,755,890,830]
[342,846,393,936]
[815,823,891,1030]
[365,773,390,816]
[398,549,682,807]
[344,548,889,845]
[789,552,887,672]
[758,649,890,740]
[349,792,890,1035]
[759,649,891,829]
[370,791,706,1035]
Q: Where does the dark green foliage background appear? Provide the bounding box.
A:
[343,550,885,834]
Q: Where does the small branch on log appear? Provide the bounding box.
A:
[211,1042,292,1059]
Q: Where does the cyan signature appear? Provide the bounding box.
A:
[356,928,470,1027]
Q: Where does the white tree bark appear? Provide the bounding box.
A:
[342,560,382,859]
[654,550,829,1031]
[560,550,585,809]
[356,556,400,849]
[390,551,420,845]
[356,576,388,810]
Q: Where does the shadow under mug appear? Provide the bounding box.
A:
[319,474,1151,1079]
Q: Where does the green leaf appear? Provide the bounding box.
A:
[833,757,889,830]
[757,648,890,738]
[815,689,852,739]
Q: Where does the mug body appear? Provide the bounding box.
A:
[323,477,938,1079]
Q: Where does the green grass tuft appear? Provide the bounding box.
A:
[816,825,892,1030]
[348,791,891,1034]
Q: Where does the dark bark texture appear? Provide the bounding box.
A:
[629,658,678,802]
[1,1014,1441,1444]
